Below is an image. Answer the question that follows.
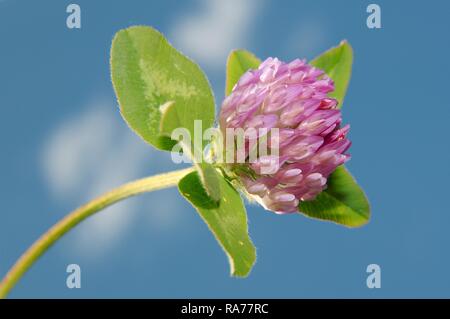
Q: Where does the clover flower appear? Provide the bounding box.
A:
[219,57,351,213]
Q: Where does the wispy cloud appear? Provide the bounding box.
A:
[41,99,186,258]
[171,0,263,69]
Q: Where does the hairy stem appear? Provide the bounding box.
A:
[0,167,193,298]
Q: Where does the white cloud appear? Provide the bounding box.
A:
[42,105,116,198]
[41,99,186,258]
[171,0,262,69]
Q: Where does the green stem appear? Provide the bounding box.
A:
[0,167,193,299]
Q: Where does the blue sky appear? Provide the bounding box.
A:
[0,0,449,297]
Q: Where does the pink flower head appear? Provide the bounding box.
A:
[219,57,351,214]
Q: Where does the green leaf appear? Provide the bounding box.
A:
[179,171,256,277]
[110,26,215,151]
[298,166,370,227]
[225,49,261,96]
[195,163,221,203]
[159,99,221,202]
[304,41,370,226]
[310,40,353,107]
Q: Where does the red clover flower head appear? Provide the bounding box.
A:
[219,57,351,213]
